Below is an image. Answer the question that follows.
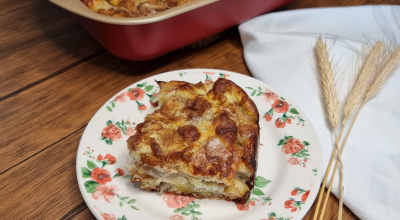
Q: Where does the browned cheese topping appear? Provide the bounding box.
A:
[126,78,259,204]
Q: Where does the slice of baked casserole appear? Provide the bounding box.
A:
[126,78,259,204]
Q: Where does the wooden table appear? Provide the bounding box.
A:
[1,0,396,219]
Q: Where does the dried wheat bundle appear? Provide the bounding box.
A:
[313,37,400,220]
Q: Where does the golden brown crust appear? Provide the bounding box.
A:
[238,124,259,173]
[177,125,201,142]
[214,111,238,145]
[127,78,259,204]
[207,78,259,122]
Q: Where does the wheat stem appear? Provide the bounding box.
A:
[320,104,361,220]
[318,128,344,220]
[338,185,344,220]
[318,41,383,220]
[335,130,344,220]
[313,37,398,220]
[320,42,399,220]
[313,36,342,220]
[312,147,336,220]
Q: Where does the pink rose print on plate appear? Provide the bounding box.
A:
[204,74,213,84]
[162,194,196,208]
[148,92,158,107]
[170,215,185,220]
[91,168,112,185]
[136,100,147,112]
[291,189,299,196]
[113,168,125,178]
[275,117,291,128]
[237,201,256,211]
[102,124,122,141]
[271,99,289,113]
[115,168,124,176]
[126,126,136,136]
[92,182,139,209]
[127,88,145,101]
[92,184,116,202]
[263,88,279,103]
[284,199,294,209]
[245,86,279,103]
[284,199,299,212]
[81,149,140,210]
[97,154,117,167]
[246,86,306,127]
[284,188,310,212]
[282,138,304,154]
[219,73,230,79]
[164,195,202,219]
[278,135,311,167]
[106,81,157,112]
[302,190,310,202]
[101,213,116,220]
[264,111,273,121]
[114,92,128,104]
[101,119,136,145]
[288,157,301,165]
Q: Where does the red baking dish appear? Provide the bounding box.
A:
[49,0,293,61]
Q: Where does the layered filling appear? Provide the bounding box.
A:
[126,152,251,199]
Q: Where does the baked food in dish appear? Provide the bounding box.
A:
[125,78,259,204]
[81,0,194,18]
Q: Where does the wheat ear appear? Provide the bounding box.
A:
[319,41,384,220]
[342,42,384,125]
[334,43,400,218]
[312,36,341,220]
[363,44,400,103]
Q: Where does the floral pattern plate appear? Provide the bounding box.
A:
[76,69,322,220]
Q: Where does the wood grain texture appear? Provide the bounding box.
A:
[0,0,104,98]
[1,0,394,219]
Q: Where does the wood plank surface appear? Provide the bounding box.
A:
[0,0,104,98]
[0,0,394,219]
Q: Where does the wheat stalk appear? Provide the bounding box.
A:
[316,41,400,220]
[334,43,400,218]
[363,44,400,103]
[342,42,384,125]
[316,36,341,128]
[319,41,383,220]
[312,36,342,220]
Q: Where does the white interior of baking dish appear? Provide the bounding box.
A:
[49,0,219,25]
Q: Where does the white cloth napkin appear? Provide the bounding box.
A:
[239,5,400,220]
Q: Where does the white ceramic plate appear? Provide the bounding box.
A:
[76,69,322,220]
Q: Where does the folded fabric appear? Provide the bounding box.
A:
[239,5,400,220]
